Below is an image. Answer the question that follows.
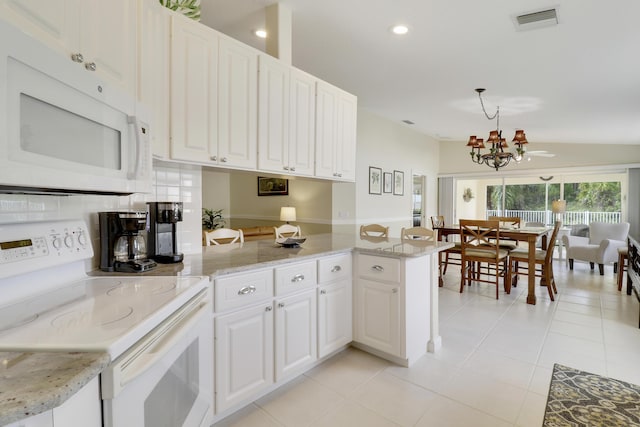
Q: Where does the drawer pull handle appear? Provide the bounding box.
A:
[291,274,305,283]
[278,302,285,308]
[331,265,342,273]
[372,265,384,272]
[392,288,399,293]
[238,285,256,295]
[265,306,273,312]
[320,290,327,295]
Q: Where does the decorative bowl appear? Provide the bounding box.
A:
[276,237,306,247]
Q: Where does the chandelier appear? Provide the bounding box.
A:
[467,88,528,171]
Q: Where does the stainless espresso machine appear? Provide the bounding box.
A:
[98,211,158,273]
[146,202,184,264]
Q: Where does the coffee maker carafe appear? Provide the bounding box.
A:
[146,202,184,263]
[99,211,157,273]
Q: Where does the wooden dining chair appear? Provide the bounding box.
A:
[430,216,461,281]
[459,219,510,299]
[274,224,301,240]
[205,228,244,245]
[401,226,435,241]
[506,221,561,301]
[360,224,389,237]
[488,216,521,250]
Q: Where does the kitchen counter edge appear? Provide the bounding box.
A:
[0,351,110,425]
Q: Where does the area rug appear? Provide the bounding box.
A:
[543,363,640,426]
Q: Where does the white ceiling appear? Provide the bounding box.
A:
[201,0,640,145]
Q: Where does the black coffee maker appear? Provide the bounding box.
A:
[99,211,158,273]
[146,202,184,264]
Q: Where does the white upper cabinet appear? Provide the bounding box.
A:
[137,0,171,159]
[315,81,357,181]
[288,68,316,176]
[170,13,218,164]
[257,54,290,173]
[217,35,258,170]
[258,56,316,177]
[0,0,136,97]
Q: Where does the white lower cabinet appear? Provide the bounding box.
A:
[355,279,401,357]
[317,253,353,358]
[275,290,317,381]
[214,302,274,413]
[354,253,431,366]
[6,412,52,427]
[212,252,352,421]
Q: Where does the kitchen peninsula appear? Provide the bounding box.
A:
[3,233,451,426]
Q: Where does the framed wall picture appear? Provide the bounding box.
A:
[393,170,404,195]
[257,177,289,196]
[369,166,382,195]
[383,172,393,193]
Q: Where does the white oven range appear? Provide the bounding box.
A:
[0,220,213,427]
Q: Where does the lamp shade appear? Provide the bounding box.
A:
[280,206,296,222]
[551,200,566,214]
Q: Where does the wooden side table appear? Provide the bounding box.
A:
[618,246,628,291]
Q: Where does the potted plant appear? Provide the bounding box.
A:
[202,208,225,230]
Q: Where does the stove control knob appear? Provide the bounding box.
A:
[77,231,88,246]
[64,234,74,248]
[52,237,62,249]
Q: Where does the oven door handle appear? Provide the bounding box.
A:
[101,289,209,399]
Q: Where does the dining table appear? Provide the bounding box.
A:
[435,225,553,305]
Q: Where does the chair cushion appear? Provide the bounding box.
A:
[464,248,509,259]
[509,247,547,261]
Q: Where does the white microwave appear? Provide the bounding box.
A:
[0,20,151,195]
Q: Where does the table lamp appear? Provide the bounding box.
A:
[280,206,296,224]
[551,200,566,223]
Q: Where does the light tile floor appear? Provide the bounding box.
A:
[214,260,640,427]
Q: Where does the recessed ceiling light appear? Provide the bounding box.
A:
[391,25,409,35]
[255,29,267,38]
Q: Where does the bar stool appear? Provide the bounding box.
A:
[617,246,628,291]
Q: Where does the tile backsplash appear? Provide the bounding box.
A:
[0,160,203,271]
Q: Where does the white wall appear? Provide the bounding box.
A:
[348,109,440,237]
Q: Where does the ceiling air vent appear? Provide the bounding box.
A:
[512,7,559,31]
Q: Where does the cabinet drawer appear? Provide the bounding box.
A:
[275,261,317,295]
[357,254,400,283]
[318,253,352,284]
[214,269,273,312]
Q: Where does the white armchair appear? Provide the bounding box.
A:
[562,221,630,275]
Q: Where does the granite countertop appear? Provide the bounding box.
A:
[89,232,454,279]
[0,351,110,425]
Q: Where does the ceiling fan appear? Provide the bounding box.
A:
[524,150,555,161]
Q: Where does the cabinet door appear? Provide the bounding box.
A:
[288,68,316,176]
[318,279,352,358]
[137,0,171,159]
[52,376,101,427]
[5,411,53,427]
[215,304,274,413]
[0,0,79,62]
[334,91,357,181]
[314,81,338,179]
[79,0,136,96]
[257,54,289,174]
[170,15,218,164]
[355,279,401,357]
[275,290,317,381]
[218,36,258,169]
